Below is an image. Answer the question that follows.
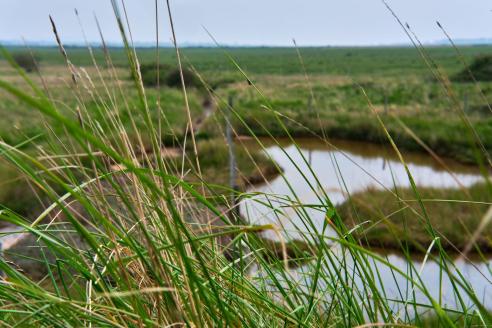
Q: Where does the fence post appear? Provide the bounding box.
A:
[226,94,238,221]
[307,94,314,165]
[226,94,246,268]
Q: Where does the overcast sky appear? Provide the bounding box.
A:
[1,0,491,46]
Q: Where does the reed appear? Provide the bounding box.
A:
[0,2,490,327]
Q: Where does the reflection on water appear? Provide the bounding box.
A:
[240,138,491,310]
[242,138,484,238]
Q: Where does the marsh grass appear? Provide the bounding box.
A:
[337,182,492,253]
[0,2,490,327]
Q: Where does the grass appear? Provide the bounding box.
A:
[453,54,492,82]
[0,6,491,326]
[337,182,492,253]
[230,108,492,164]
[3,45,492,165]
[3,45,492,76]
[0,165,41,224]
[418,312,489,327]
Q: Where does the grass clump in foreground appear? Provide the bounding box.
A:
[0,7,492,327]
[337,182,492,253]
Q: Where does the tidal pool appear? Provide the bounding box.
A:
[240,138,491,310]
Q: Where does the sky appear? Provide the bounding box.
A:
[0,0,491,46]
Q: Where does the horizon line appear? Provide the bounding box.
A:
[2,37,492,49]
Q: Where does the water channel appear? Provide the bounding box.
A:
[240,138,491,311]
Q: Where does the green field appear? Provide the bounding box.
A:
[3,45,492,155]
[4,45,492,76]
[2,44,492,231]
[1,44,492,326]
[1,44,492,232]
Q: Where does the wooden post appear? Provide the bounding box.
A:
[226,94,245,266]
[226,94,238,220]
[308,95,314,166]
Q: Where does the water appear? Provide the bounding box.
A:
[0,226,26,250]
[241,138,484,239]
[240,138,492,311]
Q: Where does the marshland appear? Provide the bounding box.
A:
[0,1,492,327]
